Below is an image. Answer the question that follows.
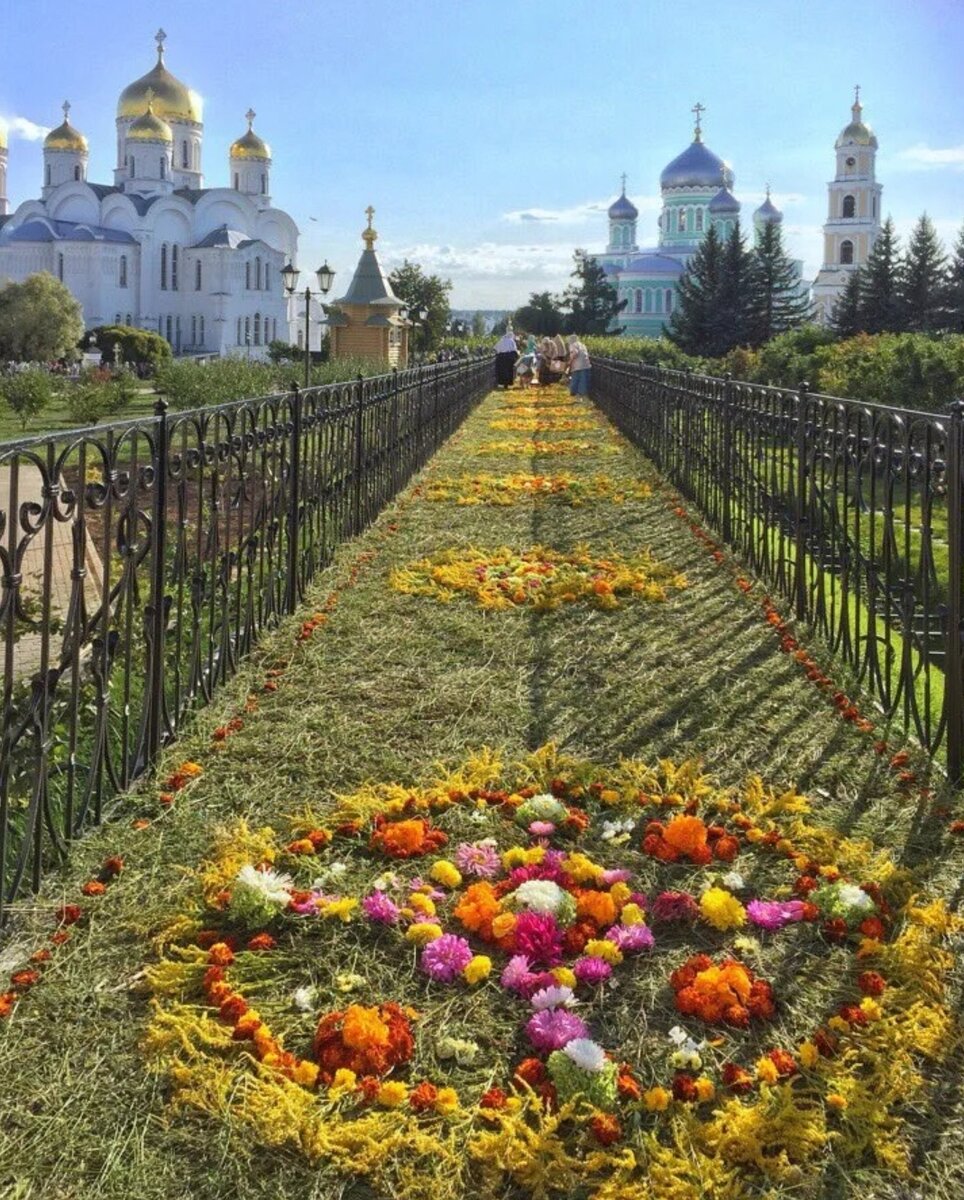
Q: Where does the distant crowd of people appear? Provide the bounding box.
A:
[492,331,591,395]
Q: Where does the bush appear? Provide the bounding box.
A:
[0,368,57,430]
[65,368,131,425]
[88,325,172,371]
[584,336,704,371]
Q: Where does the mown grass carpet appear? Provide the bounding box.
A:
[0,382,962,1200]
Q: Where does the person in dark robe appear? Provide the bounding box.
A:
[494,330,518,389]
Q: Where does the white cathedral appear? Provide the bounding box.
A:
[0,30,300,358]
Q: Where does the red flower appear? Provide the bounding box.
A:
[767,1049,797,1077]
[101,855,124,878]
[838,1003,868,1027]
[713,835,740,862]
[81,881,106,897]
[672,1074,698,1102]
[822,918,849,943]
[590,1113,622,1146]
[0,992,18,1018]
[30,949,52,964]
[857,971,886,997]
[218,994,249,1024]
[246,933,276,952]
[356,1075,381,1103]
[617,1065,642,1101]
[50,931,71,946]
[859,916,885,940]
[814,1029,839,1057]
[56,904,83,926]
[10,969,40,989]
[513,1058,547,1087]
[722,1063,754,1094]
[480,1087,508,1110]
[208,942,235,967]
[409,1081,439,1112]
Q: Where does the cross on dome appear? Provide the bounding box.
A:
[765,182,771,198]
[155,28,167,60]
[245,108,256,128]
[363,205,378,247]
[692,101,705,142]
[62,100,71,121]
[145,87,155,111]
[620,172,627,194]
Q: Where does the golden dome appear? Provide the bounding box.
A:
[128,96,173,142]
[230,110,270,159]
[0,125,7,151]
[44,101,88,152]
[117,30,202,123]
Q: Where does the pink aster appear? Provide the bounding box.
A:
[529,820,556,837]
[501,954,533,994]
[746,898,806,931]
[507,862,568,888]
[606,923,655,953]
[525,1008,588,1052]
[600,868,632,886]
[420,933,473,984]
[454,841,501,879]
[514,911,564,966]
[521,970,559,999]
[573,956,612,985]
[651,890,699,923]
[362,891,400,925]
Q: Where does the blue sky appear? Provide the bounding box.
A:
[1,0,962,309]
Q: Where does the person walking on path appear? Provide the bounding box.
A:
[494,330,518,389]
[567,335,591,396]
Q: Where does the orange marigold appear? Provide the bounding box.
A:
[370,816,448,859]
[454,881,502,941]
[575,889,617,929]
[313,1002,414,1082]
[409,1081,439,1112]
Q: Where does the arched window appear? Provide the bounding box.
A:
[842,194,856,218]
[237,317,242,345]
[633,288,641,314]
[233,173,239,190]
[58,253,64,281]
[254,313,261,345]
[175,316,181,350]
[199,316,204,345]
[872,195,877,218]
[182,140,189,169]
[195,259,202,291]
[126,313,132,326]
[119,255,128,287]
[158,317,163,335]
[129,156,135,178]
[115,312,122,325]
[260,173,267,195]
[171,244,179,291]
[160,156,167,180]
[645,291,654,313]
[166,315,173,344]
[245,261,251,290]
[45,164,51,186]
[193,142,199,170]
[255,257,262,290]
[695,208,704,232]
[665,290,673,313]
[655,290,663,313]
[74,165,81,181]
[263,263,270,292]
[840,240,854,265]
[191,316,197,344]
[160,243,168,290]
[677,209,686,232]
[244,316,250,345]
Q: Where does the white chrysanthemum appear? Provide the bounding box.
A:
[234,863,293,906]
[601,817,635,841]
[837,883,874,911]
[518,793,567,825]
[437,1035,479,1064]
[530,985,576,1011]
[292,986,316,1012]
[562,1038,607,1073]
[514,879,567,914]
[722,871,745,892]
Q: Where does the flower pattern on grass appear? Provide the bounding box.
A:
[423,473,652,507]
[389,546,688,610]
[488,417,601,432]
[477,439,622,456]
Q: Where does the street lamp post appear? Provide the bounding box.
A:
[408,306,428,365]
[282,260,336,388]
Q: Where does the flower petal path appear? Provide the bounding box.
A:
[0,381,962,1200]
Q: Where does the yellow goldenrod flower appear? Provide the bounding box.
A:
[826,1093,848,1110]
[859,997,882,1021]
[600,788,621,804]
[694,1077,716,1102]
[292,1060,320,1088]
[827,1016,850,1035]
[798,1041,820,1070]
[700,887,747,931]
[328,1068,358,1098]
[745,828,764,844]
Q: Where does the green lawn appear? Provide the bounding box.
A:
[0,384,961,1200]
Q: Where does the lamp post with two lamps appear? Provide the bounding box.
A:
[281,260,336,388]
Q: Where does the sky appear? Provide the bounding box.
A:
[1,0,962,310]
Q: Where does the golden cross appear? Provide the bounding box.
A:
[692,101,705,138]
[854,83,861,106]
[62,100,70,121]
[246,108,256,128]
[365,205,375,229]
[155,28,166,59]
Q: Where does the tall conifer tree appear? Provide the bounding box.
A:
[900,214,948,331]
[831,268,864,338]
[560,253,626,335]
[746,221,812,345]
[711,222,755,355]
[859,217,904,333]
[667,223,723,355]
[945,223,964,334]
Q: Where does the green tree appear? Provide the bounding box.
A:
[667,223,724,355]
[859,218,904,334]
[89,324,172,371]
[559,252,625,335]
[900,214,948,332]
[0,273,85,363]
[944,224,964,334]
[831,269,864,338]
[0,368,57,430]
[388,260,453,353]
[710,222,755,355]
[471,311,487,337]
[746,221,811,345]
[513,291,564,336]
[65,368,131,425]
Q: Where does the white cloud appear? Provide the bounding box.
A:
[502,194,661,224]
[0,115,50,142]
[894,143,964,169]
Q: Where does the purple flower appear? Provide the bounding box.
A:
[501,954,533,994]
[514,911,564,966]
[455,841,501,880]
[362,891,400,925]
[600,868,632,886]
[526,1008,588,1052]
[521,970,559,999]
[529,820,556,837]
[420,934,473,984]
[507,862,568,888]
[607,923,655,953]
[746,899,806,931]
[573,956,613,985]
[651,890,699,923]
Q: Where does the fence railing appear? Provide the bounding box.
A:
[0,355,492,922]
[593,357,964,782]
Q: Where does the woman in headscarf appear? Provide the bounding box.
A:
[537,337,555,386]
[567,334,592,396]
[494,329,518,389]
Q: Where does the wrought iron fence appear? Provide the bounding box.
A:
[593,358,964,782]
[0,356,492,921]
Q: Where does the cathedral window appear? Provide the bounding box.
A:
[655,291,663,313]
[695,208,704,232]
[160,157,166,180]
[130,157,135,178]
[678,209,686,233]
[237,318,242,345]
[182,140,189,169]
[166,315,173,344]
[172,245,179,291]
[74,165,81,181]
[57,253,64,281]
[126,313,131,326]
[665,290,673,313]
[160,244,168,290]
[261,174,267,195]
[872,195,877,218]
[115,313,121,325]
[840,240,854,265]
[176,316,181,349]
[245,262,251,290]
[634,289,642,314]
[644,291,652,313]
[254,313,261,345]
[191,316,197,344]
[119,255,128,288]
[195,260,202,290]
[255,257,262,290]
[244,317,250,345]
[264,264,270,292]
[234,173,240,190]
[842,194,856,218]
[199,316,205,345]
[45,164,51,186]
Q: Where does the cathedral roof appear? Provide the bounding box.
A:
[836,99,877,149]
[708,185,740,214]
[3,217,136,244]
[608,187,638,221]
[191,224,260,249]
[754,191,783,224]
[660,137,730,190]
[623,253,685,277]
[231,111,271,160]
[118,32,202,123]
[44,104,88,153]
[128,100,173,143]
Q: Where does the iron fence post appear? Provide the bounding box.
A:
[793,382,810,622]
[945,399,964,783]
[353,374,364,534]
[286,384,303,614]
[391,368,400,492]
[144,397,169,769]
[722,372,733,544]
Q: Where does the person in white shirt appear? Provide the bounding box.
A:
[567,336,591,396]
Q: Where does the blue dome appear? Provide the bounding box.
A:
[608,192,638,220]
[708,185,740,214]
[623,253,685,277]
[754,196,783,225]
[661,139,730,190]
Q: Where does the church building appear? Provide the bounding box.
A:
[0,31,300,358]
[596,106,788,337]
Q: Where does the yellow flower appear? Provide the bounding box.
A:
[409,893,437,917]
[745,827,764,844]
[552,967,577,988]
[600,788,621,805]
[523,846,546,865]
[620,902,645,926]
[321,897,358,921]
[377,1081,409,1108]
[505,1096,522,1113]
[643,1087,671,1112]
[756,1057,779,1085]
[609,881,632,907]
[328,1068,358,1098]
[699,887,746,931]
[430,861,462,889]
[798,1041,820,1070]
[776,838,795,854]
[585,939,623,965]
[292,1060,320,1088]
[502,847,528,870]
[434,1087,460,1116]
[818,864,841,880]
[856,937,881,959]
[794,854,811,872]
[405,922,443,946]
[491,912,517,939]
[827,1016,850,1035]
[694,1077,716,1102]
[335,972,366,992]
[564,852,604,884]
[463,955,492,984]
[826,1093,848,1110]
[859,997,882,1021]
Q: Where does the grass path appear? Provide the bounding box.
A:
[0,383,962,1200]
